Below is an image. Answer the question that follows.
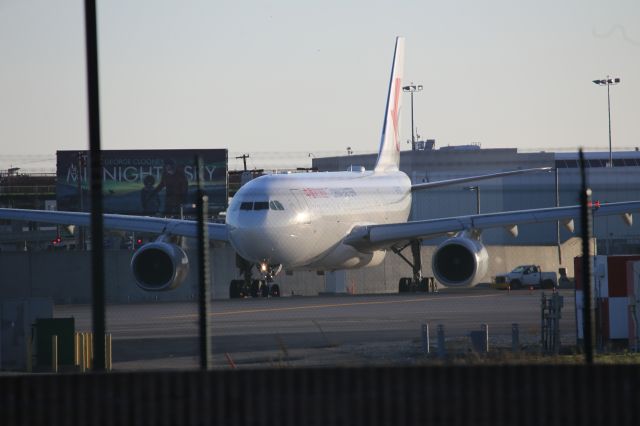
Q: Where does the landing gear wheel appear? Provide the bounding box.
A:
[269,284,280,297]
[399,277,411,293]
[229,280,244,299]
[239,281,250,298]
[419,277,429,292]
[250,280,261,297]
[260,281,269,298]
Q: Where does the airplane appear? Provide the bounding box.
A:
[2,36,640,298]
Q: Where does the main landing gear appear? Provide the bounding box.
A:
[229,255,281,299]
[393,239,437,293]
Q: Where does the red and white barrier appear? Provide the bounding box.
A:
[575,255,640,346]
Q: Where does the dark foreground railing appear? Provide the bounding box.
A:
[1,365,639,426]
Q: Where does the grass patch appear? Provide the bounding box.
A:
[415,349,640,365]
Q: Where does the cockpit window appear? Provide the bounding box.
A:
[239,200,283,211]
[254,201,269,210]
[269,200,285,211]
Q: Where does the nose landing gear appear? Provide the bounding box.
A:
[229,255,282,299]
[259,261,281,297]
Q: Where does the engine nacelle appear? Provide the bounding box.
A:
[432,235,488,287]
[131,242,189,291]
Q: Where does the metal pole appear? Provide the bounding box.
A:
[403,84,422,151]
[77,152,85,250]
[511,323,520,353]
[51,335,58,373]
[421,323,430,354]
[196,156,212,369]
[410,91,415,151]
[579,149,595,364]
[556,167,562,264]
[607,82,612,168]
[476,187,480,215]
[481,323,489,353]
[437,324,446,359]
[84,0,106,371]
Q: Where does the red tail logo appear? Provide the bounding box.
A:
[390,77,401,152]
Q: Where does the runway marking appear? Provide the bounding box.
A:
[163,293,502,319]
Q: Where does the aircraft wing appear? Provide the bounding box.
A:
[0,208,229,242]
[344,201,640,251]
[411,167,552,191]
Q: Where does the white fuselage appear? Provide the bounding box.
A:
[226,169,412,270]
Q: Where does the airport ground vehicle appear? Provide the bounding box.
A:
[492,265,557,290]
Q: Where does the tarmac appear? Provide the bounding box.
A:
[55,288,577,370]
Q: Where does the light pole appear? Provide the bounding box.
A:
[403,83,423,151]
[555,166,561,264]
[465,186,480,214]
[592,76,621,167]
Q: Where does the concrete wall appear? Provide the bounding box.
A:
[344,237,584,294]
[0,244,236,304]
[274,239,584,296]
[0,239,583,302]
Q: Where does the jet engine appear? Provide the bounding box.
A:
[131,241,189,291]
[431,234,488,287]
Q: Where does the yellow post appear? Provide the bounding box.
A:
[74,332,80,366]
[80,333,86,373]
[52,335,58,373]
[88,332,94,370]
[105,333,112,371]
[84,332,91,370]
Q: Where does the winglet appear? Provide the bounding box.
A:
[374,36,405,172]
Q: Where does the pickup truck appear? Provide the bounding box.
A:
[492,265,557,290]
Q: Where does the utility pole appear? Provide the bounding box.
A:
[235,154,250,171]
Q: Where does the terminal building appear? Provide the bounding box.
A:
[313,146,640,254]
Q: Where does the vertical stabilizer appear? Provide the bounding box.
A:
[374,36,405,172]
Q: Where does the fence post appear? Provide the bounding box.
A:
[512,323,520,353]
[437,324,446,359]
[105,333,112,371]
[51,335,58,373]
[421,323,430,354]
[481,323,489,353]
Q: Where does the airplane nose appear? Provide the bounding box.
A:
[229,215,313,266]
[230,225,276,262]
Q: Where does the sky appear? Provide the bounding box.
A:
[0,0,639,170]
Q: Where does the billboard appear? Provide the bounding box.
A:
[57,149,227,216]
